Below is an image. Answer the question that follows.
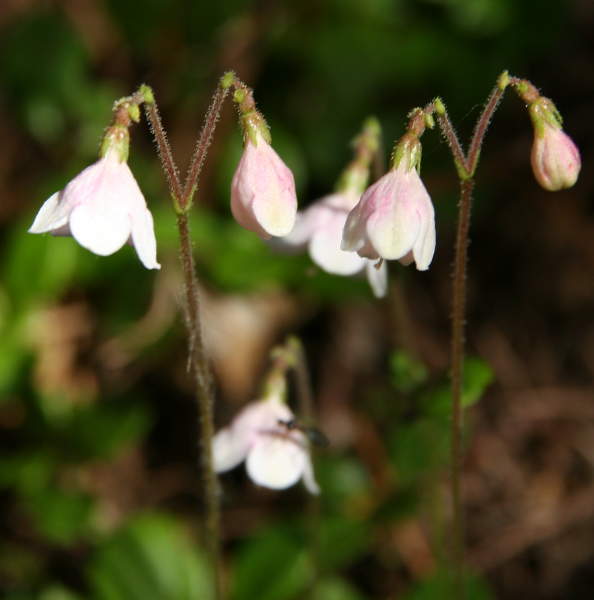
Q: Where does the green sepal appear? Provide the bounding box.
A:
[138,83,155,105]
[390,134,422,172]
[529,97,563,138]
[99,125,130,162]
[242,112,272,146]
[497,70,510,91]
[220,71,235,89]
[335,166,368,195]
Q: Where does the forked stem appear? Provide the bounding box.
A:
[413,74,514,595]
[141,81,230,599]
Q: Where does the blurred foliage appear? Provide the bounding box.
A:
[0,0,581,598]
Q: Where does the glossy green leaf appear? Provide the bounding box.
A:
[231,528,311,600]
[89,513,213,600]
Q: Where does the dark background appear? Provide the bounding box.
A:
[0,1,593,598]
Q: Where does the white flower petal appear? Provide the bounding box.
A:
[28,192,69,233]
[367,200,420,261]
[309,218,366,276]
[131,208,160,270]
[69,203,131,256]
[341,202,366,253]
[246,436,307,490]
[231,135,297,239]
[365,259,388,298]
[301,454,320,495]
[412,208,436,271]
[212,427,251,473]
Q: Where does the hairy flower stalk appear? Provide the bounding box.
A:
[141,77,234,600]
[413,72,580,595]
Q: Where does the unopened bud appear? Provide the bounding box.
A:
[529,98,580,191]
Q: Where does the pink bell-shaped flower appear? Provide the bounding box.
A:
[213,392,319,494]
[282,191,387,297]
[342,136,435,270]
[231,130,298,239]
[28,129,160,269]
[529,98,580,191]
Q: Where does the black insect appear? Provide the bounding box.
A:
[277,418,329,448]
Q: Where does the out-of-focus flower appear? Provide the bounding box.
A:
[28,128,160,269]
[282,191,387,297]
[342,135,435,271]
[231,130,298,239]
[529,98,580,191]
[213,392,319,494]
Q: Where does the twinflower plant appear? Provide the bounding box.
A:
[26,67,580,600]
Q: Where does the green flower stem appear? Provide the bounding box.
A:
[142,86,223,599]
[335,117,382,195]
[278,336,321,599]
[408,73,521,596]
[176,212,221,600]
[181,78,231,210]
[466,83,505,177]
[141,90,183,203]
[449,177,474,596]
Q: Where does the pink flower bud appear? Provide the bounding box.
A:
[231,132,298,239]
[212,393,319,494]
[530,119,581,192]
[280,191,387,297]
[341,162,435,271]
[28,148,160,269]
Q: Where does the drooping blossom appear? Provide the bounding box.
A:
[212,392,319,494]
[29,130,160,269]
[231,130,297,239]
[529,98,581,191]
[230,87,297,239]
[342,135,435,271]
[281,190,387,297]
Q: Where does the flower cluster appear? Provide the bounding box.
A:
[25,75,583,505]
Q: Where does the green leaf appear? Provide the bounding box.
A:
[54,403,151,461]
[388,419,448,487]
[39,586,83,600]
[89,513,212,600]
[231,528,311,600]
[317,516,369,571]
[461,357,494,408]
[2,222,78,311]
[390,351,428,393]
[312,577,366,600]
[401,570,493,600]
[25,487,93,544]
[420,357,494,420]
